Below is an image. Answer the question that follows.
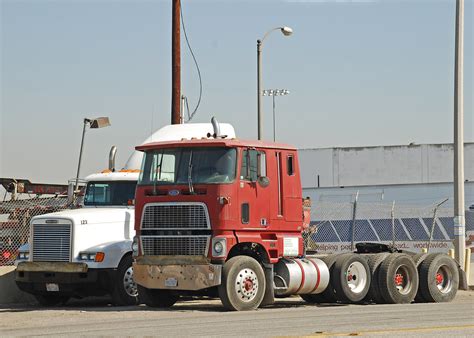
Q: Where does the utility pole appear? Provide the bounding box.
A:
[171,0,181,124]
[453,0,466,272]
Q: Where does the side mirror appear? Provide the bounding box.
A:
[257,176,270,188]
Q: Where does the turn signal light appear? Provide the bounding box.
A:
[94,252,105,262]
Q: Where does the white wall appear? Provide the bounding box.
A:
[299,143,474,188]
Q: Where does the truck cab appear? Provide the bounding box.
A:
[15,171,139,306]
[132,132,320,310]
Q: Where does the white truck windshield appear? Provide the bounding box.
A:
[138,147,237,185]
[83,181,136,206]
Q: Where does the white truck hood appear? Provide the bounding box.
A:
[34,207,134,226]
[31,207,135,263]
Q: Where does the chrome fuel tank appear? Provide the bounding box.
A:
[274,257,330,297]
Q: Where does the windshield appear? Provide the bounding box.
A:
[84,181,136,206]
[138,147,237,185]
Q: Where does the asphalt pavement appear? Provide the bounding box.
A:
[1,291,473,337]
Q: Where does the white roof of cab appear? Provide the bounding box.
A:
[85,171,140,182]
[123,122,236,170]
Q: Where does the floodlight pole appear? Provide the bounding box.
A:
[453,0,465,270]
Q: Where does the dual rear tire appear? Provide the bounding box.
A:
[301,253,371,304]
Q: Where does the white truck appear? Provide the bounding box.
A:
[14,122,236,306]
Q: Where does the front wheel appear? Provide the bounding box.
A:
[111,255,139,306]
[218,256,266,311]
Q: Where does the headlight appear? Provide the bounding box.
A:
[212,238,227,258]
[132,237,139,257]
[79,252,104,262]
[79,252,89,260]
[214,241,223,254]
[19,252,29,260]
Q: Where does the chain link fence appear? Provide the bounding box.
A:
[303,197,472,254]
[0,196,76,266]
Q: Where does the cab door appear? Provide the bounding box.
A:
[237,148,272,230]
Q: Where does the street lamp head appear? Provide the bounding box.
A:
[281,26,293,37]
[87,117,111,129]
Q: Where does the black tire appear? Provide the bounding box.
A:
[35,294,69,307]
[111,255,139,306]
[138,285,179,308]
[218,256,266,311]
[332,254,371,303]
[412,253,429,303]
[418,253,459,303]
[378,253,418,304]
[300,253,350,304]
[363,252,390,304]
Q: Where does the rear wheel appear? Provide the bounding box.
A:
[138,285,179,308]
[378,253,418,304]
[300,253,349,304]
[418,253,459,303]
[34,295,69,307]
[363,252,390,304]
[332,254,370,303]
[412,253,429,303]
[111,255,139,306]
[218,256,265,311]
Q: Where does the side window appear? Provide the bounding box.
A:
[240,149,258,182]
[287,155,294,176]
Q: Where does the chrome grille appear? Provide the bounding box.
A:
[142,203,210,229]
[32,224,71,262]
[141,236,209,256]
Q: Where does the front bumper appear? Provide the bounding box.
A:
[133,261,222,291]
[15,262,113,297]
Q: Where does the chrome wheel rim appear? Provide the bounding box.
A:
[394,265,412,295]
[235,268,258,302]
[436,265,453,294]
[345,261,368,294]
[123,266,138,297]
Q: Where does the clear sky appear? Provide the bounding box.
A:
[0,0,473,185]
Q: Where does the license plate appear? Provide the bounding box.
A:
[46,283,59,292]
[165,278,178,287]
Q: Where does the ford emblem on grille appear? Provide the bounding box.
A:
[168,189,180,196]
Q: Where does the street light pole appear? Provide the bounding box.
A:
[256,26,293,140]
[74,117,111,193]
[257,40,263,140]
[75,119,89,192]
[453,0,465,271]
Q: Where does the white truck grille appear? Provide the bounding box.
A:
[141,236,210,256]
[141,203,210,229]
[32,223,71,262]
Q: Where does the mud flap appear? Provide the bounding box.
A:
[458,267,468,290]
[260,263,274,307]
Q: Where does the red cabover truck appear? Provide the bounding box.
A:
[132,119,460,311]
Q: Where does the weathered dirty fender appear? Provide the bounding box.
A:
[81,240,133,269]
[133,262,221,291]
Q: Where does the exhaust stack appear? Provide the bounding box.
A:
[211,117,221,138]
[109,146,117,172]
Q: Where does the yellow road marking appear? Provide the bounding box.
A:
[307,324,474,337]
